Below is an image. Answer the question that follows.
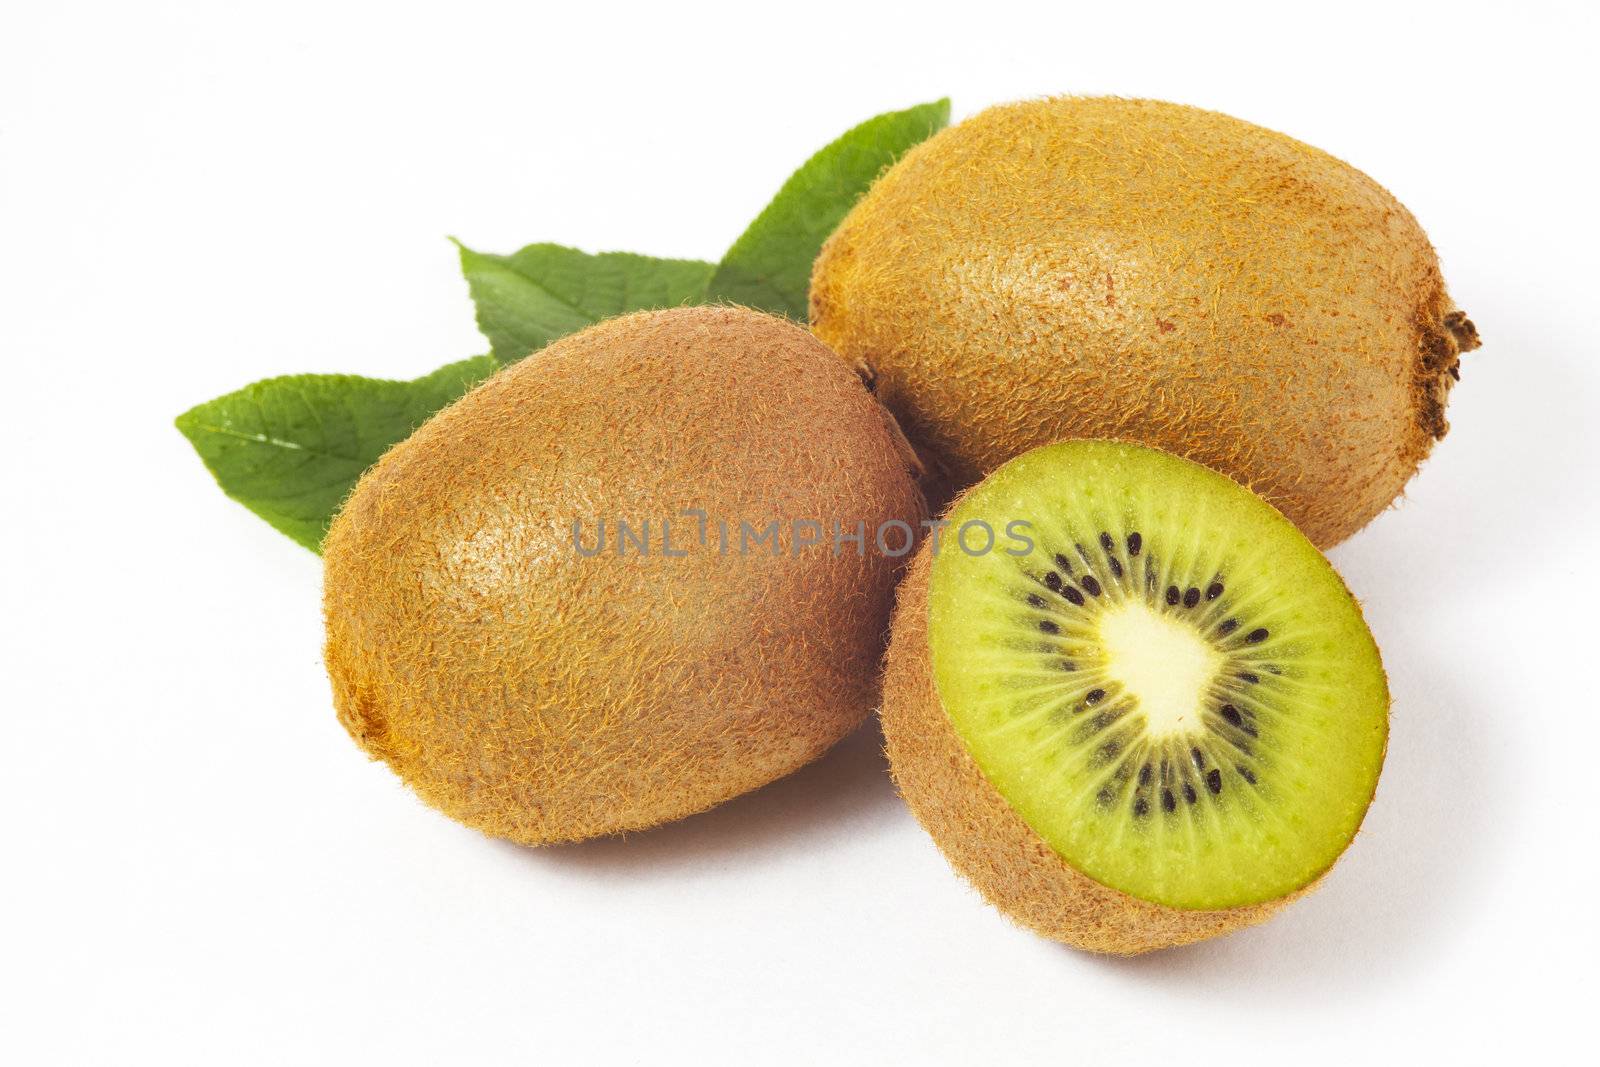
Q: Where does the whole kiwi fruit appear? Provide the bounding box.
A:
[323,306,925,844]
[810,96,1480,547]
[883,440,1388,953]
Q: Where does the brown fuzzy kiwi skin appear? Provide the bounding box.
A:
[883,542,1363,955]
[811,96,1482,548]
[323,306,925,846]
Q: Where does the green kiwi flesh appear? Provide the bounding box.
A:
[928,440,1388,910]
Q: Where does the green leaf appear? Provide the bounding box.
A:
[457,241,715,363]
[175,355,496,552]
[706,98,951,320]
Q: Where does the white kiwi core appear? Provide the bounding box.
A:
[1097,601,1222,738]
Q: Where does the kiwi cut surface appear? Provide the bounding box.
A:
[885,440,1387,949]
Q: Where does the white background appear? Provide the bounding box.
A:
[3,1,1596,1062]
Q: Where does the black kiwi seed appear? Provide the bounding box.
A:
[1206,769,1223,794]
[1044,571,1062,591]
[1220,704,1243,727]
[1085,687,1106,705]
[1062,586,1085,606]
[1099,532,1115,553]
[1133,797,1150,818]
[1246,627,1269,644]
[1107,556,1123,578]
[1165,585,1181,605]
[1080,574,1102,597]
[1183,587,1200,608]
[1127,532,1142,556]
[1058,659,1076,672]
[1039,620,1059,634]
[1161,789,1176,813]
[1239,672,1260,684]
[1190,746,1204,769]
[1027,593,1046,608]
[1097,787,1115,807]
[1207,581,1224,600]
[1238,765,1257,784]
[1218,618,1238,635]
[1054,553,1073,573]
[1139,763,1152,786]
[1183,782,1198,805]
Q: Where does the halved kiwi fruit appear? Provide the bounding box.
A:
[882,440,1388,953]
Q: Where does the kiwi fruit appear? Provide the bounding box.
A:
[323,306,925,845]
[811,96,1481,547]
[881,439,1388,953]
